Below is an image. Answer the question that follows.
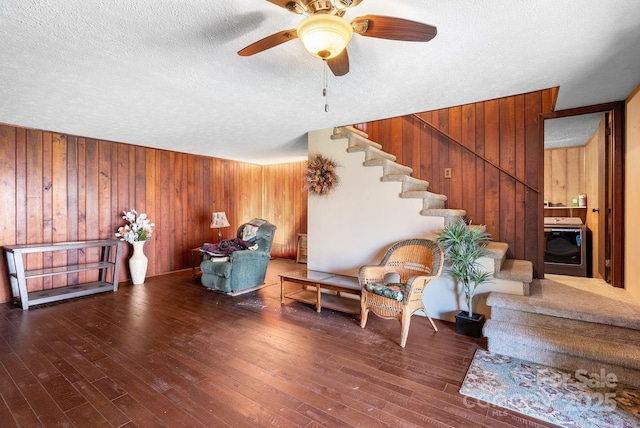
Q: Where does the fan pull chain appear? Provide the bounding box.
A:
[323,59,329,112]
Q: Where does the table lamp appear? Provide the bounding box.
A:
[210,212,230,242]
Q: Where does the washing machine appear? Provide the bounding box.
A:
[543,216,587,277]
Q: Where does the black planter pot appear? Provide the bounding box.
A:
[454,311,486,338]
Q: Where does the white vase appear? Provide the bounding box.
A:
[129,240,148,285]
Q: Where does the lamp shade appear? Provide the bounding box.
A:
[296,14,353,59]
[210,212,230,229]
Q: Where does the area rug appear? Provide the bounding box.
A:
[460,349,640,427]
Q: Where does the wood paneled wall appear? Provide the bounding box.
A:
[262,162,308,257]
[359,89,556,278]
[0,124,307,303]
[544,146,586,207]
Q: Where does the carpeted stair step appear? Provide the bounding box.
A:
[420,199,445,210]
[468,224,487,233]
[332,125,369,140]
[347,144,396,162]
[422,208,466,225]
[332,126,382,150]
[493,259,533,295]
[385,176,430,192]
[487,279,640,330]
[344,137,384,151]
[401,189,437,198]
[490,306,640,343]
[485,278,640,387]
[419,193,448,211]
[363,158,413,176]
[479,241,533,291]
[484,319,640,387]
[484,241,509,271]
[400,190,451,211]
[401,190,447,209]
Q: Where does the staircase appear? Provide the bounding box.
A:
[333,125,465,226]
[332,125,532,296]
[484,276,640,387]
[330,126,640,385]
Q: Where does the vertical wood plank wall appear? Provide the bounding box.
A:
[262,162,308,258]
[0,124,307,303]
[360,89,556,278]
[544,146,586,207]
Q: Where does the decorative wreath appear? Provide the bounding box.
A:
[306,154,340,195]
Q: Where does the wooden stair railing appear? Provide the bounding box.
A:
[411,114,540,194]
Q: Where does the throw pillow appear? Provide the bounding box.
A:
[365,282,407,302]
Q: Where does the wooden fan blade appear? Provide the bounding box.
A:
[238,29,298,56]
[327,50,349,76]
[266,0,303,14]
[351,15,437,42]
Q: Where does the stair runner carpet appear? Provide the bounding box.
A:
[484,274,640,388]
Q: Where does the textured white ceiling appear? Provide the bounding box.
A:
[544,113,605,149]
[1,0,639,164]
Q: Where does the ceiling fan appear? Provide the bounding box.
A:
[238,0,437,76]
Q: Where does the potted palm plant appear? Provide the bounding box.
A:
[436,219,492,338]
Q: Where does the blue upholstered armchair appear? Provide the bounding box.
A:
[200,219,276,293]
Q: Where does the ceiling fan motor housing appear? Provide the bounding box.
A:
[296,14,354,59]
[305,1,337,14]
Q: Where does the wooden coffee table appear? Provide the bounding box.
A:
[280,269,361,314]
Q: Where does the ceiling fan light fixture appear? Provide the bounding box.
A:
[296,14,353,59]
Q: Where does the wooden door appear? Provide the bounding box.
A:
[594,117,611,281]
[584,117,604,278]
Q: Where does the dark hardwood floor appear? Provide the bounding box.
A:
[0,259,557,427]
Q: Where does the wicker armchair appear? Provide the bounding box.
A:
[359,239,444,348]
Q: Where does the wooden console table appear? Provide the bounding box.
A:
[191,247,204,279]
[280,269,361,315]
[3,240,123,310]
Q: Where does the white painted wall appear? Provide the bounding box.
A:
[307,128,444,276]
[307,127,525,322]
[625,85,640,304]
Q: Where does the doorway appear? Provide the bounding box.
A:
[540,102,624,287]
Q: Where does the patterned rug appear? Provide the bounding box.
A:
[460,349,640,427]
